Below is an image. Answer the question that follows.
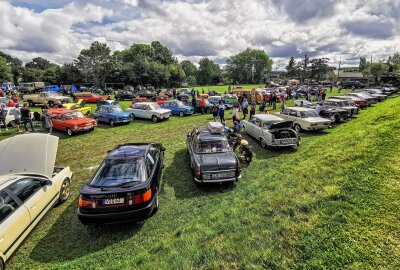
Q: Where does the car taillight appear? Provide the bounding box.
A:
[131,189,152,204]
[78,195,96,208]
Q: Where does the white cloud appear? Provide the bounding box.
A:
[1,0,400,67]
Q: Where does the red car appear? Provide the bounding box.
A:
[155,94,169,105]
[48,108,97,136]
[331,96,368,108]
[74,92,110,103]
[130,97,150,108]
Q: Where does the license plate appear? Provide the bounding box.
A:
[103,198,124,205]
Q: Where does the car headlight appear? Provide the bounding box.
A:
[74,125,78,129]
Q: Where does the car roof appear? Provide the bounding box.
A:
[197,127,226,141]
[252,114,284,121]
[49,109,75,114]
[326,98,346,102]
[101,104,119,108]
[107,144,150,159]
[135,102,156,105]
[286,106,314,111]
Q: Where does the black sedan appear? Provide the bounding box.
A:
[77,143,165,224]
[187,124,241,184]
[115,90,135,100]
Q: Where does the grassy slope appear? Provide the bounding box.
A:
[5,91,400,270]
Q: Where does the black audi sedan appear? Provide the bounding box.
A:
[77,143,165,225]
[187,123,241,184]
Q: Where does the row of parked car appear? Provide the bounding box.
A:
[0,85,398,269]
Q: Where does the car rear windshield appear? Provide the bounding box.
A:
[196,140,230,153]
[90,158,145,187]
[300,110,319,118]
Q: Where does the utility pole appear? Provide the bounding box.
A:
[338,60,341,83]
[370,55,373,64]
[303,53,307,82]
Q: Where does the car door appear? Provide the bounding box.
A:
[98,108,107,122]
[142,105,150,119]
[169,102,178,114]
[6,177,57,224]
[51,113,63,131]
[133,104,143,118]
[0,190,30,259]
[246,118,256,138]
[253,119,263,139]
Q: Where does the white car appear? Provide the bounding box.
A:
[276,107,331,132]
[126,102,171,123]
[243,114,300,148]
[0,134,72,270]
[1,107,31,128]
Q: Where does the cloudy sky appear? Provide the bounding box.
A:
[1,0,399,69]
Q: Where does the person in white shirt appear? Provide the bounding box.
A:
[315,103,322,115]
[232,106,238,123]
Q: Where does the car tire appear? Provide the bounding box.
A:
[9,120,16,128]
[179,111,184,117]
[94,117,98,124]
[28,100,34,107]
[66,128,73,136]
[294,123,301,132]
[0,258,4,270]
[48,101,54,108]
[130,114,135,120]
[85,111,90,116]
[151,190,159,216]
[260,138,267,148]
[58,178,71,204]
[152,115,158,123]
[109,119,114,127]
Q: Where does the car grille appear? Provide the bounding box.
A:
[202,170,236,180]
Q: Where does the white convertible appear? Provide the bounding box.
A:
[276,107,331,132]
[0,134,72,270]
[243,114,300,148]
[126,102,171,123]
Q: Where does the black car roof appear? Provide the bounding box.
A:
[107,144,150,159]
[197,127,226,141]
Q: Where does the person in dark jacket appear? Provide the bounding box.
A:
[212,104,219,122]
[20,102,35,132]
[249,102,256,119]
[41,109,53,134]
[191,97,197,113]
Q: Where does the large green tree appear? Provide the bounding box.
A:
[226,48,273,84]
[59,63,82,84]
[0,52,23,84]
[197,58,221,85]
[286,56,297,78]
[359,57,368,72]
[0,56,12,82]
[21,67,43,82]
[75,41,112,87]
[310,58,331,81]
[25,57,51,70]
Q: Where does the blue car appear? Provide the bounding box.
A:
[93,105,132,126]
[161,100,194,116]
[208,96,233,110]
[43,85,61,92]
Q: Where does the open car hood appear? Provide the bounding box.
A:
[269,121,294,130]
[0,134,58,178]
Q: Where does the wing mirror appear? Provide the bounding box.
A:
[41,179,53,186]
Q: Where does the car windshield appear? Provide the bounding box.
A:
[90,158,144,187]
[47,92,58,97]
[300,110,319,118]
[92,93,100,97]
[262,120,282,129]
[195,140,230,153]
[175,101,184,107]
[65,111,85,119]
[149,104,161,110]
[109,107,123,112]
[343,101,355,106]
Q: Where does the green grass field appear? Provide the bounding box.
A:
[3,88,400,269]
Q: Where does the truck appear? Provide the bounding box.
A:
[18,82,45,93]
[23,92,70,107]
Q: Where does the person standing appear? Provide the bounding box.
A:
[212,104,219,122]
[218,101,225,123]
[20,102,35,132]
[13,104,22,132]
[41,109,53,134]
[242,98,249,119]
[0,105,8,132]
[322,90,327,100]
[232,105,238,123]
[315,103,322,115]
[200,97,206,115]
[271,94,277,110]
[249,102,256,119]
[191,96,197,113]
[281,99,286,112]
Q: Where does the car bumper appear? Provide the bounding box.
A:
[77,196,156,224]
[194,174,241,183]
[305,126,329,131]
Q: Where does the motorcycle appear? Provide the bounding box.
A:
[226,129,253,163]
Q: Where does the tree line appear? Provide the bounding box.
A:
[0,41,273,88]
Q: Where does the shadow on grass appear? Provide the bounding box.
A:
[161,149,235,200]
[29,200,143,263]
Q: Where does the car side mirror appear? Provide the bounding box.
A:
[41,179,52,186]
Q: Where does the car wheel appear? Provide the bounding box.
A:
[329,114,336,123]
[179,111,184,117]
[48,101,54,108]
[66,128,73,136]
[294,123,301,132]
[58,178,71,204]
[152,115,158,123]
[9,120,16,127]
[260,138,267,148]
[334,114,340,124]
[85,111,90,116]
[28,101,34,107]
[109,119,114,127]
[94,117,98,124]
[130,113,135,120]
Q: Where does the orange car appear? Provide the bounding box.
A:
[48,108,96,136]
[231,89,264,104]
[155,94,170,105]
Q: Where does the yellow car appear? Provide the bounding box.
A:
[0,134,73,270]
[63,99,92,116]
